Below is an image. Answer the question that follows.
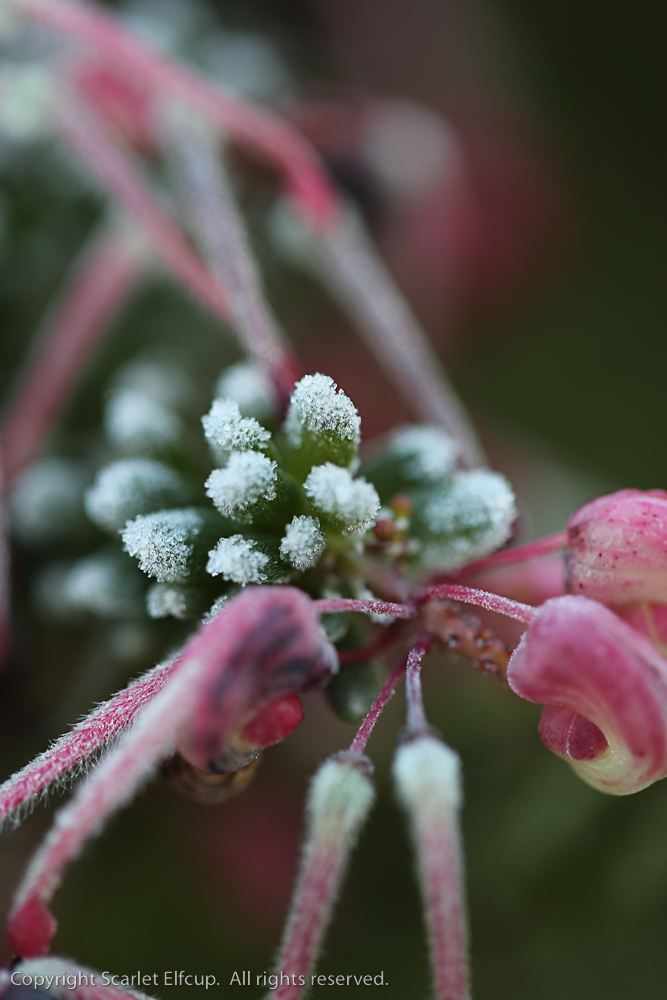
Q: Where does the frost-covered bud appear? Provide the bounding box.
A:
[567,489,667,606]
[269,753,375,996]
[363,424,459,500]
[0,66,52,141]
[122,507,222,582]
[280,515,326,571]
[104,389,185,456]
[325,661,384,723]
[393,735,468,1000]
[508,595,667,795]
[284,374,361,477]
[414,469,517,571]
[214,360,277,422]
[201,398,271,463]
[207,534,282,586]
[85,459,191,533]
[10,458,89,545]
[146,581,217,620]
[304,463,380,532]
[64,550,145,618]
[205,451,276,521]
[113,357,193,408]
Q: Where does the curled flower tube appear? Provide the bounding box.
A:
[507,595,667,795]
[566,489,667,606]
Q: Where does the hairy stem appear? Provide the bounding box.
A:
[0,222,144,492]
[162,112,299,407]
[416,584,537,623]
[349,654,408,755]
[404,638,433,733]
[314,597,415,619]
[315,211,485,468]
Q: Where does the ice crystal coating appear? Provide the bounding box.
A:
[146,582,194,619]
[385,425,459,483]
[10,458,88,545]
[85,459,190,533]
[122,507,209,582]
[418,470,517,570]
[284,374,361,470]
[64,551,144,618]
[206,534,269,585]
[205,451,277,520]
[305,463,380,531]
[104,389,184,455]
[214,361,277,422]
[280,515,326,571]
[201,398,271,461]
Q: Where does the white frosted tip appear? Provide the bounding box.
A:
[10,458,87,544]
[305,463,380,530]
[386,424,459,482]
[104,389,184,454]
[205,451,277,519]
[393,735,462,814]
[65,552,143,618]
[280,515,326,571]
[85,459,189,533]
[206,534,269,585]
[146,583,188,619]
[214,361,277,422]
[284,374,361,450]
[201,398,271,461]
[122,507,206,582]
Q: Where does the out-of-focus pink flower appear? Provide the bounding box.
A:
[567,489,667,606]
[507,595,667,795]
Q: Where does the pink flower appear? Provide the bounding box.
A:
[507,595,667,795]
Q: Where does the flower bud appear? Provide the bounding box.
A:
[566,489,667,606]
[123,507,224,583]
[85,459,191,534]
[283,374,361,478]
[507,595,667,794]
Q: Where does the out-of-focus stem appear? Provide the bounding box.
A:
[0,474,9,665]
[267,753,375,1000]
[11,0,338,221]
[162,113,299,408]
[450,531,568,580]
[0,223,143,493]
[315,212,485,468]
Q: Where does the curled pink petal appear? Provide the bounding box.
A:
[507,595,667,794]
[567,489,667,606]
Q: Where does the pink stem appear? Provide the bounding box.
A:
[415,584,537,623]
[405,638,432,733]
[0,656,179,828]
[349,657,408,755]
[314,597,415,619]
[450,531,568,580]
[11,0,338,222]
[0,224,143,493]
[337,623,402,664]
[0,477,9,665]
[315,215,485,468]
[52,86,235,325]
[162,115,299,408]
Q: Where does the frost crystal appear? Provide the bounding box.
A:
[385,425,459,482]
[206,535,269,585]
[10,458,88,545]
[146,583,189,619]
[64,551,144,618]
[280,515,326,571]
[104,389,184,455]
[419,469,517,570]
[214,361,277,422]
[305,464,380,530]
[122,507,209,582]
[201,398,271,461]
[284,374,361,450]
[205,451,277,520]
[85,459,190,533]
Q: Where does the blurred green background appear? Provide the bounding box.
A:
[2,0,667,998]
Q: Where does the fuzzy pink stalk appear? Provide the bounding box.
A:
[314,597,415,619]
[52,87,235,323]
[449,531,567,581]
[268,753,375,1000]
[0,224,143,493]
[0,957,158,1000]
[404,638,433,733]
[11,0,338,221]
[0,655,179,828]
[7,587,336,957]
[415,584,537,623]
[315,213,484,468]
[162,114,300,407]
[349,657,409,755]
[337,622,402,664]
